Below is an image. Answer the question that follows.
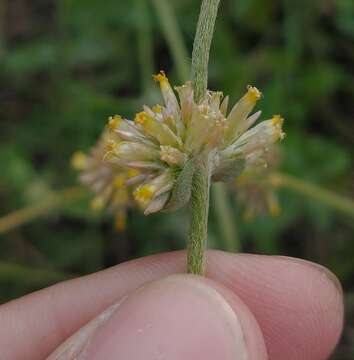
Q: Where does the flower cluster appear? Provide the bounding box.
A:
[71,131,139,230]
[232,146,281,221]
[104,71,285,214]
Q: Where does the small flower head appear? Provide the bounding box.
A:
[232,146,282,220]
[71,131,138,231]
[105,72,285,214]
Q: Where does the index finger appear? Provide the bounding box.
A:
[0,250,343,359]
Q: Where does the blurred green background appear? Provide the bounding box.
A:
[0,0,353,357]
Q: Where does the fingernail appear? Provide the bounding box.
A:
[47,297,126,359]
[275,256,343,295]
[82,275,249,360]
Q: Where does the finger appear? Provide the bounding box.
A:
[48,275,267,360]
[0,251,343,360]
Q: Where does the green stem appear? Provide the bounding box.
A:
[212,183,240,252]
[187,157,211,275]
[191,0,221,102]
[187,0,221,275]
[270,172,354,218]
[136,0,154,94]
[153,0,238,260]
[0,187,85,234]
[152,0,190,81]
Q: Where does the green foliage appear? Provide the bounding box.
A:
[0,1,353,356]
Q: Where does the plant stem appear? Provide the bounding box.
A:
[188,0,221,275]
[212,183,240,252]
[154,0,239,257]
[0,186,85,234]
[152,0,190,81]
[136,0,154,94]
[269,172,354,218]
[191,0,221,103]
[187,157,211,275]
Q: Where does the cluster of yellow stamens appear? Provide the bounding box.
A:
[153,70,168,84]
[271,115,286,140]
[108,115,122,130]
[133,185,155,207]
[97,71,285,214]
[245,85,262,103]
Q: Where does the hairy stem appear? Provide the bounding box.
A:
[187,0,221,275]
[188,157,211,275]
[212,183,240,252]
[191,0,221,103]
[152,0,190,81]
[154,0,238,259]
[269,172,354,218]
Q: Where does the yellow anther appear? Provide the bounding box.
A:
[114,212,126,232]
[153,70,167,83]
[271,115,285,140]
[90,196,104,211]
[114,174,126,188]
[134,111,152,126]
[127,168,140,178]
[269,202,281,217]
[106,140,118,152]
[133,185,154,204]
[107,115,122,130]
[245,85,262,103]
[271,114,284,126]
[70,151,87,170]
[152,104,163,113]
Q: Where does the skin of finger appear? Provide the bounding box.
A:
[76,275,267,360]
[0,251,343,360]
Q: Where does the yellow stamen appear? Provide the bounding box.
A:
[106,140,117,152]
[134,111,153,126]
[127,168,140,178]
[133,185,155,205]
[152,104,163,113]
[269,202,281,217]
[153,70,167,84]
[245,85,262,103]
[114,174,126,188]
[90,196,104,211]
[107,115,122,130]
[135,111,180,147]
[271,115,285,140]
[114,212,126,232]
[271,114,284,126]
[70,151,87,170]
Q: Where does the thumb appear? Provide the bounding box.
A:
[48,275,267,360]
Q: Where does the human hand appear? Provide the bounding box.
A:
[0,251,343,359]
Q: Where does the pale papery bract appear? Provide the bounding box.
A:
[104,71,285,214]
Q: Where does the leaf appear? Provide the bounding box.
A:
[212,158,245,182]
[163,159,195,212]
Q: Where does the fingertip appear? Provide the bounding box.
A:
[78,275,267,360]
[279,257,344,359]
[209,253,343,360]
